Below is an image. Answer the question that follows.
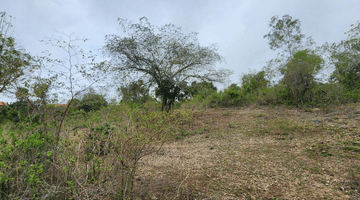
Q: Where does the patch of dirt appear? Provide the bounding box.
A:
[135,104,360,199]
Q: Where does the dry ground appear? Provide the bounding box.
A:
[134,104,360,199]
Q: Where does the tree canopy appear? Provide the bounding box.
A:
[263,14,305,58]
[103,17,231,111]
[330,21,360,90]
[0,12,33,94]
[119,80,150,104]
[282,49,323,104]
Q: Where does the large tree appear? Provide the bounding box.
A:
[263,14,317,90]
[0,12,33,94]
[330,22,360,90]
[282,49,323,104]
[103,17,231,111]
[263,14,305,58]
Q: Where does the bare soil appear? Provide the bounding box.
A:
[135,104,360,199]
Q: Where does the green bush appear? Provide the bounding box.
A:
[310,83,344,107]
[0,124,52,199]
[241,70,269,95]
[0,102,196,199]
[78,93,108,112]
[219,84,244,107]
[1,101,41,124]
[181,82,218,109]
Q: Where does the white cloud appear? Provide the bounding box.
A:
[1,0,360,102]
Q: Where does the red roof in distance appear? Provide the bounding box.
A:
[0,102,8,106]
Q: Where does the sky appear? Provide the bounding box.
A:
[1,0,360,102]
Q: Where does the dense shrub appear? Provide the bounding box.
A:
[0,103,194,199]
[185,81,217,97]
[241,70,269,95]
[120,80,151,105]
[78,93,108,112]
[0,101,41,123]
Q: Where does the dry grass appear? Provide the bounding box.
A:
[134,104,360,199]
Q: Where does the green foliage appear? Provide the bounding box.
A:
[155,78,182,112]
[103,17,231,112]
[78,92,108,112]
[191,71,271,108]
[3,11,360,199]
[0,102,197,199]
[219,84,244,107]
[265,84,292,105]
[33,80,51,101]
[181,82,218,110]
[0,105,17,123]
[5,100,37,123]
[120,80,151,104]
[310,82,344,107]
[185,81,217,97]
[67,98,81,113]
[15,87,29,102]
[281,49,323,105]
[241,70,269,94]
[330,22,360,91]
[0,125,51,199]
[0,12,34,94]
[263,14,305,57]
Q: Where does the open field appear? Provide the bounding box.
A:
[134,104,360,199]
[2,103,360,199]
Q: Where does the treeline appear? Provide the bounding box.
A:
[114,15,360,110]
[0,12,359,199]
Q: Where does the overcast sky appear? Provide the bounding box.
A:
[1,0,360,102]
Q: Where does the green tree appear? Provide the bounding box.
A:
[0,12,33,94]
[103,17,231,112]
[282,49,323,104]
[241,70,268,94]
[119,80,150,104]
[263,14,305,58]
[330,22,360,90]
[154,77,183,112]
[185,81,217,97]
[79,90,108,112]
[33,79,51,105]
[15,87,29,102]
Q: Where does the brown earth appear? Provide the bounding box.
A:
[134,104,360,199]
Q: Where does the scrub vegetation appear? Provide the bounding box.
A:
[1,12,360,199]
